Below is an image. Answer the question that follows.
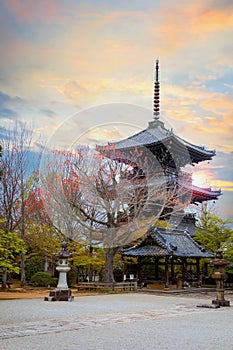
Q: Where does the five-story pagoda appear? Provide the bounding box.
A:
[101,60,221,288]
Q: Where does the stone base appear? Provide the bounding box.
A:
[212,299,230,307]
[196,304,220,309]
[44,288,74,302]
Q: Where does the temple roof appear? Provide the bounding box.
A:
[169,213,197,237]
[189,183,221,203]
[178,180,221,203]
[121,226,214,259]
[106,120,215,165]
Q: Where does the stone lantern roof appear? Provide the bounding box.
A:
[54,242,73,259]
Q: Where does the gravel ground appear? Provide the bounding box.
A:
[0,292,232,350]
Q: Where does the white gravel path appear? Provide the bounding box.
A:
[0,293,232,350]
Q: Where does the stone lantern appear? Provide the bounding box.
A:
[44,242,74,302]
[210,249,230,307]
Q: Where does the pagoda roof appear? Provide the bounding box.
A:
[180,181,222,203]
[121,226,214,259]
[106,120,215,164]
[191,185,221,203]
[169,213,197,237]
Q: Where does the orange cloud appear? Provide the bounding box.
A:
[58,81,88,102]
[193,168,233,192]
[51,72,232,155]
[56,77,151,106]
[4,0,61,23]
[1,1,232,159]
[75,10,147,22]
[149,2,233,59]
[213,180,233,191]
[194,8,233,34]
[200,95,233,115]
[82,127,123,146]
[155,82,233,152]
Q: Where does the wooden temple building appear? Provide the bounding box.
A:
[121,226,214,288]
[107,60,221,289]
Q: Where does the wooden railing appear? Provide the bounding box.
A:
[77,281,137,292]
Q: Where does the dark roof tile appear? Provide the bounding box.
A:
[121,226,214,258]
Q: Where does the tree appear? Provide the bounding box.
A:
[22,171,63,276]
[0,226,26,289]
[194,207,233,257]
[0,123,37,286]
[40,145,189,283]
[0,144,2,180]
[69,241,105,282]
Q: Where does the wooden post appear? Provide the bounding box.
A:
[155,257,159,280]
[171,257,175,284]
[196,258,201,287]
[164,257,169,289]
[182,258,187,288]
[137,257,142,286]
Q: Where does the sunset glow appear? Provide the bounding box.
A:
[0,0,232,218]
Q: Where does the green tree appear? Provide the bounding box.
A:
[194,209,233,257]
[0,144,2,180]
[0,123,37,286]
[24,223,62,263]
[23,171,63,278]
[0,227,26,289]
[70,241,105,282]
[25,256,44,281]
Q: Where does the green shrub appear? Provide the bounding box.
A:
[30,272,52,287]
[25,256,44,281]
[67,266,77,287]
[51,277,58,287]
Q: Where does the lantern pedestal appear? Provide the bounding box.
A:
[211,249,230,307]
[45,242,74,302]
[212,299,230,307]
[44,288,73,302]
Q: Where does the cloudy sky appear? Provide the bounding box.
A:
[0,0,232,219]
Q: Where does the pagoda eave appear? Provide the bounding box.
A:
[191,193,221,203]
[100,132,216,168]
[190,186,222,204]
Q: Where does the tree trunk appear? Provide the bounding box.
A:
[20,174,26,287]
[88,245,93,282]
[20,251,26,287]
[44,255,49,272]
[1,267,7,290]
[104,247,118,283]
[88,264,94,282]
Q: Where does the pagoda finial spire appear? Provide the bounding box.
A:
[153,58,160,120]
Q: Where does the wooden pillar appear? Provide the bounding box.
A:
[196,257,201,287]
[164,257,169,289]
[155,257,159,280]
[182,258,187,288]
[171,257,175,284]
[202,261,208,285]
[137,257,142,285]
